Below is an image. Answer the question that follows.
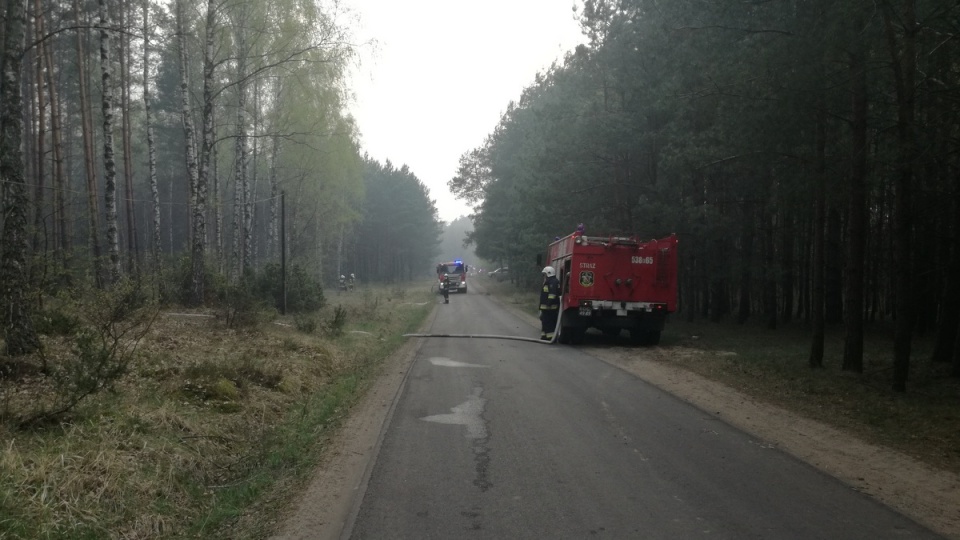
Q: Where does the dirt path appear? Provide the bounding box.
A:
[272,297,960,539]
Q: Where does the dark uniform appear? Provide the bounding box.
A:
[539,273,561,340]
[441,274,451,303]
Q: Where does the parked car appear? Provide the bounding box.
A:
[490,267,510,282]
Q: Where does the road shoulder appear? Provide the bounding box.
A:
[483,281,960,539]
[269,303,437,540]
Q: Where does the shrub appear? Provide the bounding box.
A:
[20,279,158,427]
[34,307,80,336]
[294,316,317,334]
[169,256,225,306]
[254,264,325,314]
[326,305,347,337]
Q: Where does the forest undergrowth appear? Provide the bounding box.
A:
[0,281,434,539]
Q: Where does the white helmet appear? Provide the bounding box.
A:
[542,266,556,278]
[340,275,345,279]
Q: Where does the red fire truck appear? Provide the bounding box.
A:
[547,230,678,345]
[436,259,468,294]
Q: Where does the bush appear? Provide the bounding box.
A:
[254,264,325,314]
[294,316,318,334]
[169,256,225,306]
[219,279,269,329]
[286,265,325,313]
[20,279,158,427]
[34,306,81,336]
[326,305,347,337]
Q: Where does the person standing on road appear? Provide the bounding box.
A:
[539,266,560,341]
[440,273,451,304]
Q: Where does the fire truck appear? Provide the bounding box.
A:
[546,230,678,345]
[436,259,468,294]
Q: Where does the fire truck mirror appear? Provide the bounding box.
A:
[536,254,543,267]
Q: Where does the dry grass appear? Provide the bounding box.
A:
[0,282,435,539]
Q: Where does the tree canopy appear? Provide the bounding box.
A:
[453,0,960,389]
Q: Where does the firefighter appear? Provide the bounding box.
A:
[539,266,561,340]
[440,273,451,304]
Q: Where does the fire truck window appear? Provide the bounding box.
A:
[438,264,464,275]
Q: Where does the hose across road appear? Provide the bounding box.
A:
[404,295,564,345]
[402,333,554,345]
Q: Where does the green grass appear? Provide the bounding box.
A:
[0,282,435,539]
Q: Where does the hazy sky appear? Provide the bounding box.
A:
[339,1,585,223]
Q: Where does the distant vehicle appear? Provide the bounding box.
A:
[436,260,468,293]
[490,267,510,282]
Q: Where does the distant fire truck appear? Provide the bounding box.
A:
[546,230,678,345]
[436,259,468,294]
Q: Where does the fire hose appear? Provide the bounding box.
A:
[403,296,564,345]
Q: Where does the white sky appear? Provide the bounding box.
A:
[339,1,585,223]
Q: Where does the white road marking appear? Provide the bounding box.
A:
[420,388,487,439]
[428,357,488,368]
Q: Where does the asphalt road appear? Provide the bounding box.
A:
[346,286,941,539]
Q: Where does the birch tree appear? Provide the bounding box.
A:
[177,0,202,305]
[143,0,161,279]
[1,0,40,355]
[99,0,121,283]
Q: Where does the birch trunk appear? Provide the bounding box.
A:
[188,0,216,304]
[233,44,250,276]
[213,120,223,273]
[177,0,202,304]
[119,0,138,274]
[143,0,161,277]
[99,0,121,284]
[1,0,40,354]
[31,3,46,253]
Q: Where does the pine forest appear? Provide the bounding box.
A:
[451,0,960,390]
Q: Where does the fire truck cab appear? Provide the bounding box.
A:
[436,260,468,294]
[548,231,678,345]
